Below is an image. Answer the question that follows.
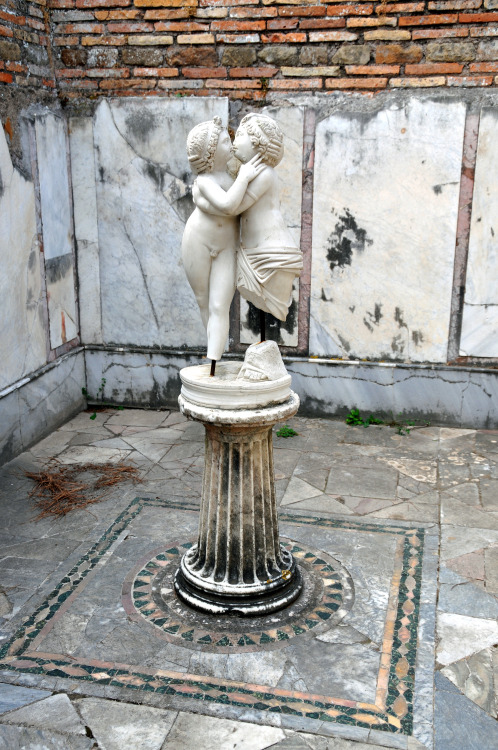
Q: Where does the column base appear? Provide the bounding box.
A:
[174,554,302,617]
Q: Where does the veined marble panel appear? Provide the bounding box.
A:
[0,125,47,391]
[460,109,498,357]
[93,97,228,348]
[310,98,466,363]
[35,113,78,349]
[69,117,102,345]
[240,106,303,348]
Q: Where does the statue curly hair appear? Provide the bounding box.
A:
[186,116,224,174]
[238,114,284,168]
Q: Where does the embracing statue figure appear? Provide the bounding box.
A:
[182,113,303,364]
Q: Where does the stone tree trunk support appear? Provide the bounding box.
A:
[175,392,302,616]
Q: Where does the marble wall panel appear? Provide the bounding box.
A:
[93,97,228,348]
[69,117,102,345]
[0,125,47,391]
[460,109,498,357]
[310,98,466,364]
[35,113,78,349]
[0,351,85,466]
[240,106,303,348]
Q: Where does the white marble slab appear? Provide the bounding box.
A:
[0,125,47,391]
[35,113,78,349]
[310,98,466,363]
[69,117,102,345]
[93,97,228,348]
[240,105,303,348]
[460,108,498,357]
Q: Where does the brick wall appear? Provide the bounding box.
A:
[0,0,55,89]
[48,0,498,97]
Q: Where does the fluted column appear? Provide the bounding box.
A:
[175,393,302,616]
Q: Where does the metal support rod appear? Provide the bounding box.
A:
[260,309,266,343]
[210,360,216,377]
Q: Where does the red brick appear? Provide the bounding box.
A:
[199,0,256,5]
[58,77,97,87]
[53,35,79,44]
[108,22,153,32]
[399,13,459,24]
[269,77,322,89]
[143,9,188,19]
[347,17,397,26]
[76,0,130,7]
[48,0,75,6]
[206,77,260,87]
[212,20,265,30]
[261,32,306,42]
[6,61,27,72]
[99,77,156,88]
[389,74,446,85]
[86,66,129,76]
[133,66,178,75]
[228,65,277,76]
[345,63,400,73]
[154,21,207,31]
[216,33,259,42]
[231,7,277,17]
[447,73,493,83]
[95,9,140,19]
[469,25,498,35]
[412,27,469,37]
[470,60,498,69]
[385,2,425,11]
[183,65,226,76]
[459,11,498,20]
[279,5,326,16]
[325,76,388,88]
[26,17,46,30]
[406,61,465,72]
[326,3,374,15]
[429,0,481,7]
[0,70,13,81]
[55,22,105,32]
[267,19,298,30]
[81,34,126,44]
[0,10,26,24]
[0,26,14,38]
[56,66,87,76]
[309,30,357,41]
[299,18,346,29]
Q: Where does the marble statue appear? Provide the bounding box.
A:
[182,116,264,363]
[194,114,303,323]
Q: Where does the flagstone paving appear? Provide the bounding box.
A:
[0,408,496,749]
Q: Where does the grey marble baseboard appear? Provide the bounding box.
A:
[84,347,498,429]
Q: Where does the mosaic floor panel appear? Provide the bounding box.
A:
[0,497,433,740]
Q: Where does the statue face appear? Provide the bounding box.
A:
[233,127,257,164]
[212,129,233,171]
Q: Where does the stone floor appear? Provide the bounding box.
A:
[0,407,497,750]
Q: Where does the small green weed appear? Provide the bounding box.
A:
[276,425,298,438]
[345,408,427,436]
[346,408,383,428]
[82,377,124,420]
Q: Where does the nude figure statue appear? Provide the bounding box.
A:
[182,116,264,364]
[193,113,303,322]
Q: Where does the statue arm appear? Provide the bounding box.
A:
[196,167,272,217]
[196,156,265,214]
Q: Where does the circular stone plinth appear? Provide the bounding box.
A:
[179,361,291,410]
[123,539,355,654]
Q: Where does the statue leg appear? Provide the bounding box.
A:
[206,247,236,361]
[182,241,211,330]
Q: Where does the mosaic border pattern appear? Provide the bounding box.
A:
[123,540,354,652]
[0,497,425,736]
